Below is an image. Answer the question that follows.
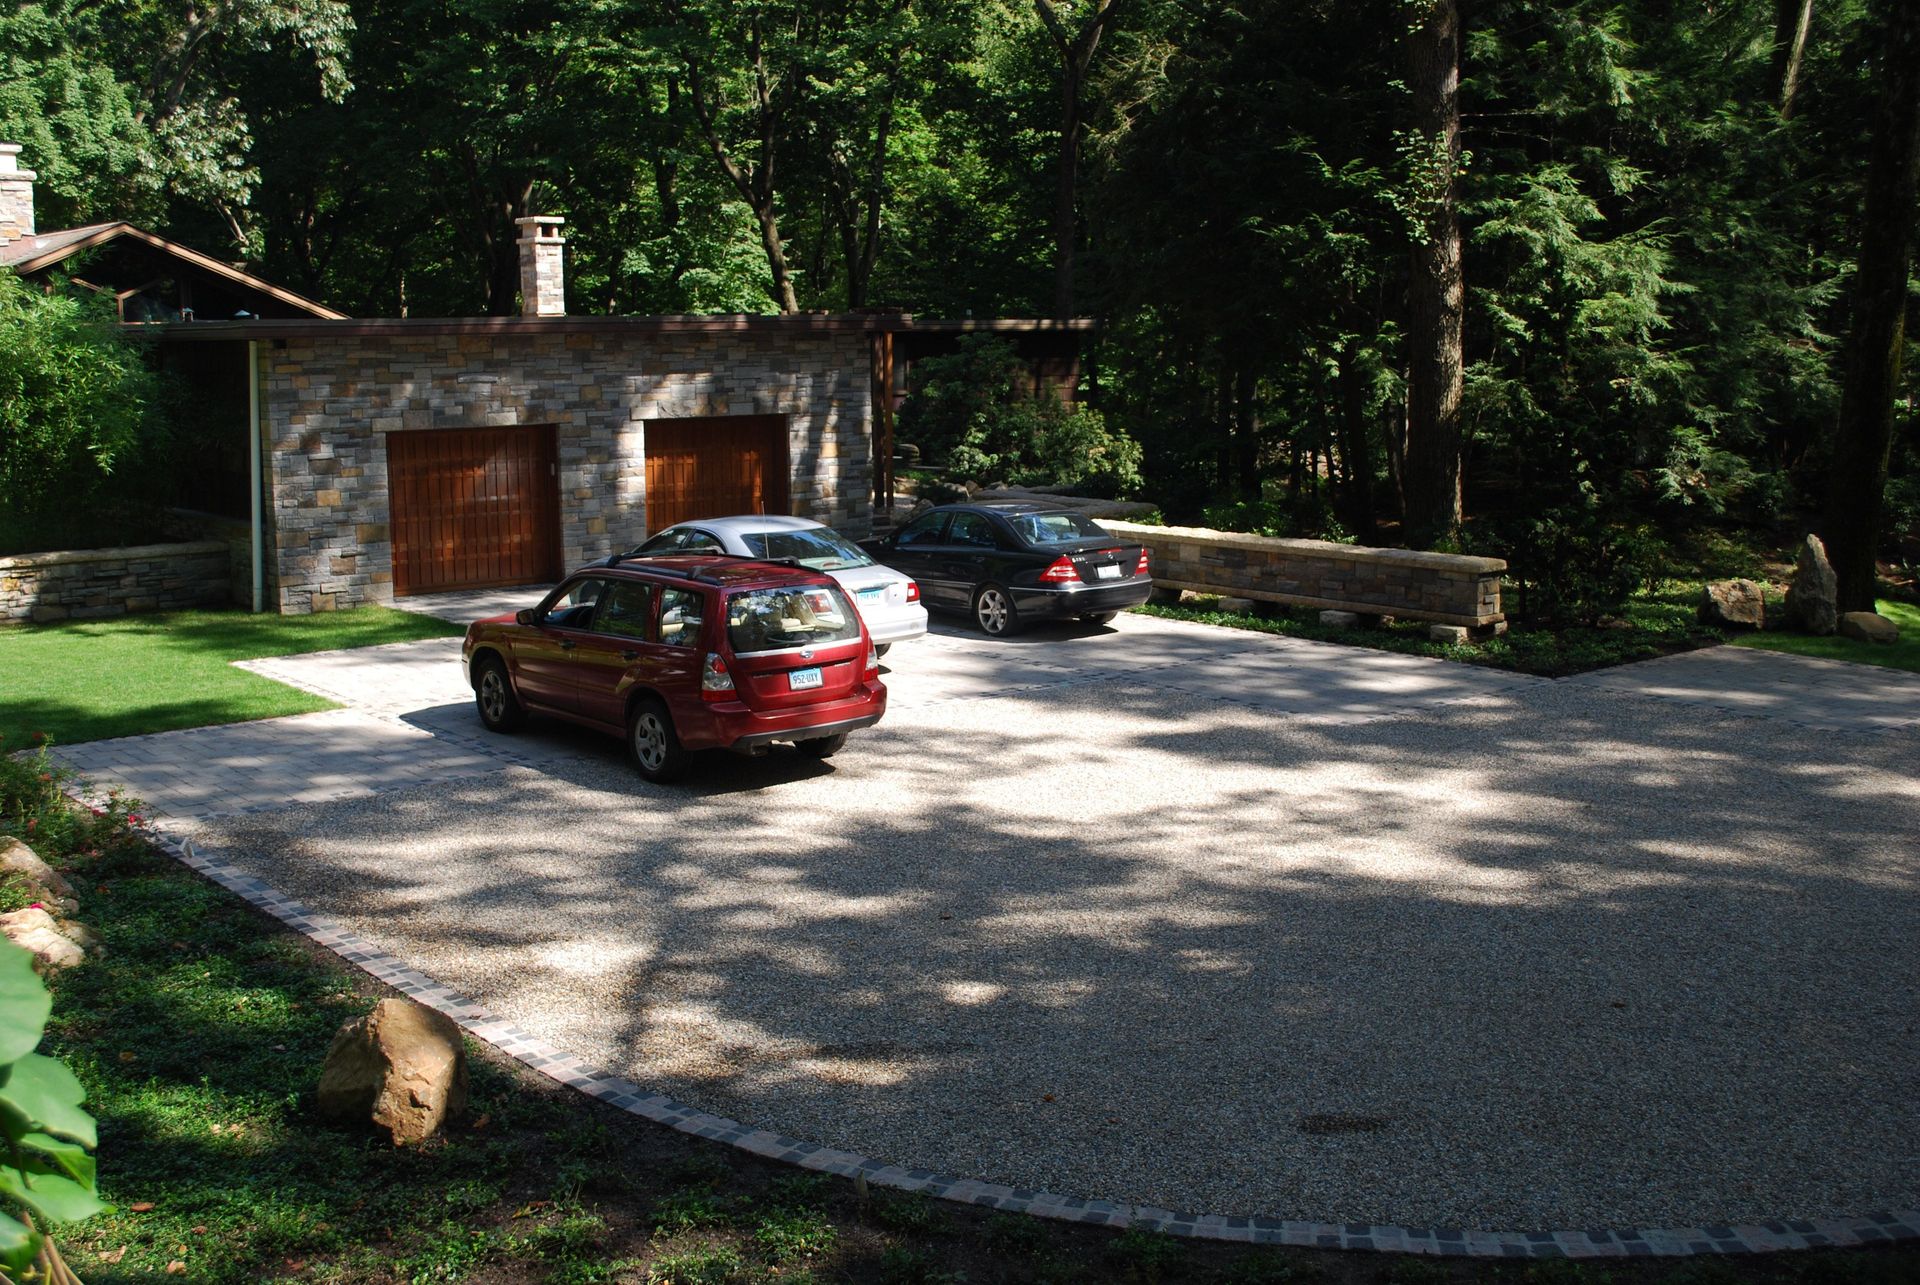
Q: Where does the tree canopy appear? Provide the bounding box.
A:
[1,0,1914,609]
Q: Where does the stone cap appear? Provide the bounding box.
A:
[514,215,565,241]
[1101,520,1507,575]
[0,143,32,178]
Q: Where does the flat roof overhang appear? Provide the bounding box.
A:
[147,314,1099,342]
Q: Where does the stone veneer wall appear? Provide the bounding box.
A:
[0,542,235,625]
[261,328,874,613]
[1103,520,1506,626]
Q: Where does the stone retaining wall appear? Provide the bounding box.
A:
[0,541,236,625]
[1102,521,1505,626]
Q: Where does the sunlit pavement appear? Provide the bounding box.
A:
[53,608,1920,1241]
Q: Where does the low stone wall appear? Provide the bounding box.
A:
[0,541,236,625]
[1102,521,1506,627]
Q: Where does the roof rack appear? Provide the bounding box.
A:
[593,550,810,587]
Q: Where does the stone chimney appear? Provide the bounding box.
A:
[0,144,35,247]
[515,215,566,318]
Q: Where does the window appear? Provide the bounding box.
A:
[895,513,947,547]
[658,587,705,648]
[739,526,873,570]
[727,585,863,653]
[679,529,724,552]
[1007,511,1105,545]
[592,580,654,638]
[545,577,604,628]
[949,513,998,548]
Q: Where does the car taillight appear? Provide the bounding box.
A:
[905,580,920,602]
[701,652,735,701]
[1135,548,1151,575]
[1038,556,1080,584]
[864,643,879,679]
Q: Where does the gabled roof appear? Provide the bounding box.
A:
[0,220,347,320]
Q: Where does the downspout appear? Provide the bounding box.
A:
[248,340,264,613]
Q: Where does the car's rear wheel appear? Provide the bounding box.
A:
[627,697,688,783]
[873,643,891,657]
[795,732,849,759]
[1079,612,1118,626]
[972,584,1020,636]
[474,656,526,733]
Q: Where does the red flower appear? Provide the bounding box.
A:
[29,731,48,744]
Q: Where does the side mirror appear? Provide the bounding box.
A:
[515,608,539,626]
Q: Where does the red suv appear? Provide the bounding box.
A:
[463,554,888,781]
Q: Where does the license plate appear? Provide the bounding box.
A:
[857,587,884,604]
[1096,563,1122,580]
[788,666,823,691]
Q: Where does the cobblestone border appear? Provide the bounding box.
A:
[120,817,1915,1260]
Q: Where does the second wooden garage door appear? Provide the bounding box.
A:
[388,426,562,596]
[644,415,790,533]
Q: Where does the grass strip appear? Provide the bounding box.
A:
[1733,599,1920,673]
[0,607,464,747]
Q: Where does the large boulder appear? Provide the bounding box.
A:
[1698,579,1766,630]
[318,998,468,1146]
[1785,534,1838,635]
[1839,611,1900,644]
[0,838,75,901]
[0,907,86,972]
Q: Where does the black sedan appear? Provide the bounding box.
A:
[859,501,1153,636]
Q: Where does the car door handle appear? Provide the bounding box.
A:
[620,650,640,660]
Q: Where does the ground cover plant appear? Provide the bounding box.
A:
[5,742,1917,1282]
[0,607,464,748]
[1132,580,1727,679]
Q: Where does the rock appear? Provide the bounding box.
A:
[0,838,75,900]
[318,998,468,1146]
[1698,579,1766,630]
[0,907,86,972]
[1319,610,1360,628]
[1429,624,1471,644]
[1218,597,1257,614]
[1785,535,1838,635]
[1839,611,1900,644]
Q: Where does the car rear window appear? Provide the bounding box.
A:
[1007,511,1106,544]
[739,527,875,571]
[727,585,863,653]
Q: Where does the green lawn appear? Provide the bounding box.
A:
[1734,598,1920,672]
[0,607,464,748]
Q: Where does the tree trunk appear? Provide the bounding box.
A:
[1773,0,1816,120]
[1402,0,1465,550]
[1335,341,1379,541]
[1051,65,1083,319]
[1234,366,1260,502]
[1823,0,1920,613]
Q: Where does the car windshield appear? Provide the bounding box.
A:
[727,584,864,653]
[1006,511,1106,545]
[739,527,875,571]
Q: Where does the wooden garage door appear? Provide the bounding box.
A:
[388,426,562,596]
[644,415,790,533]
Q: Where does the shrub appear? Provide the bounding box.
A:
[1485,504,1663,626]
[897,335,1143,496]
[0,273,168,552]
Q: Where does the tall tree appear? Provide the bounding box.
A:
[1033,0,1129,318]
[1823,0,1920,612]
[1400,0,1464,548]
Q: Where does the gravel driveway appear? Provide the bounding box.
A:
[61,613,1920,1233]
